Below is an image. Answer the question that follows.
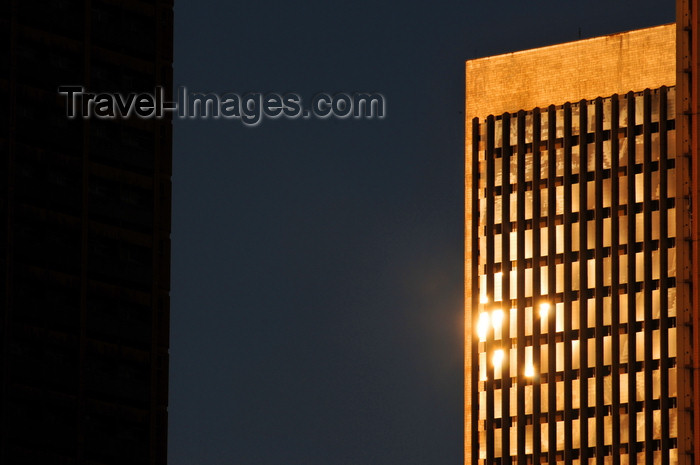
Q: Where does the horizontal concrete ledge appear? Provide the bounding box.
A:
[466,23,676,120]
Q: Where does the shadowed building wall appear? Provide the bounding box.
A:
[465,23,695,465]
[0,1,172,464]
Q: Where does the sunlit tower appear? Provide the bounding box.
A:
[465,5,700,464]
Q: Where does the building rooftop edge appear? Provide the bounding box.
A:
[465,22,675,120]
[466,22,675,65]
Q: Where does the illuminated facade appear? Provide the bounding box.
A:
[465,17,700,465]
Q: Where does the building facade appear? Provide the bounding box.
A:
[465,14,699,465]
[0,1,172,464]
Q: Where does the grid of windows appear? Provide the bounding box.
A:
[468,87,678,465]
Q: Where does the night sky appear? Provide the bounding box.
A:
[169,2,675,464]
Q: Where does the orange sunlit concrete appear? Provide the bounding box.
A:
[465,22,692,465]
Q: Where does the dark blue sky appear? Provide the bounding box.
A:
[169,2,674,464]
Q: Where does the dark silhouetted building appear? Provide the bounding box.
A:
[465,7,700,465]
[0,1,172,464]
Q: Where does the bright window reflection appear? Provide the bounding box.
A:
[491,309,505,330]
[493,349,505,367]
[524,363,535,377]
[477,313,490,342]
